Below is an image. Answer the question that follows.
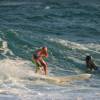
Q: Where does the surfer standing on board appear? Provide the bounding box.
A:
[85,55,98,71]
[32,47,48,75]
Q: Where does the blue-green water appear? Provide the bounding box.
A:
[0,0,100,100]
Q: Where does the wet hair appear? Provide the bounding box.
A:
[86,55,91,61]
[42,47,47,51]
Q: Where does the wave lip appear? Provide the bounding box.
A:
[49,38,88,50]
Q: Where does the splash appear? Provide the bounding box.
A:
[0,39,14,56]
[0,58,35,82]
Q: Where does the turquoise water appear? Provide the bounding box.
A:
[0,0,100,100]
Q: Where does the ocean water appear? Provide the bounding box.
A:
[0,0,100,100]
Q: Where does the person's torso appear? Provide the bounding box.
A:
[33,49,45,59]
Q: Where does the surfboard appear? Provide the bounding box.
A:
[32,73,92,85]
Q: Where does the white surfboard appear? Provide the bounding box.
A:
[32,73,91,85]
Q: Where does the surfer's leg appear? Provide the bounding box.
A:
[35,62,41,73]
[39,59,48,75]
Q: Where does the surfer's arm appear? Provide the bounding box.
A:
[44,51,48,58]
[91,61,98,70]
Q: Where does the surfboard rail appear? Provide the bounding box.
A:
[32,73,92,85]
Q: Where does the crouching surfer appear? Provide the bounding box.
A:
[32,47,48,75]
[85,55,98,71]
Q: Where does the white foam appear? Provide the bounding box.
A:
[45,6,50,10]
[49,37,100,56]
[0,58,99,100]
[0,58,34,82]
[49,38,88,50]
[0,58,53,86]
[85,43,100,52]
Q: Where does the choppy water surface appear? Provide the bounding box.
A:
[0,0,100,100]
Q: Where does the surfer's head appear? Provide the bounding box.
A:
[42,47,48,57]
[86,55,91,61]
[42,47,47,51]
